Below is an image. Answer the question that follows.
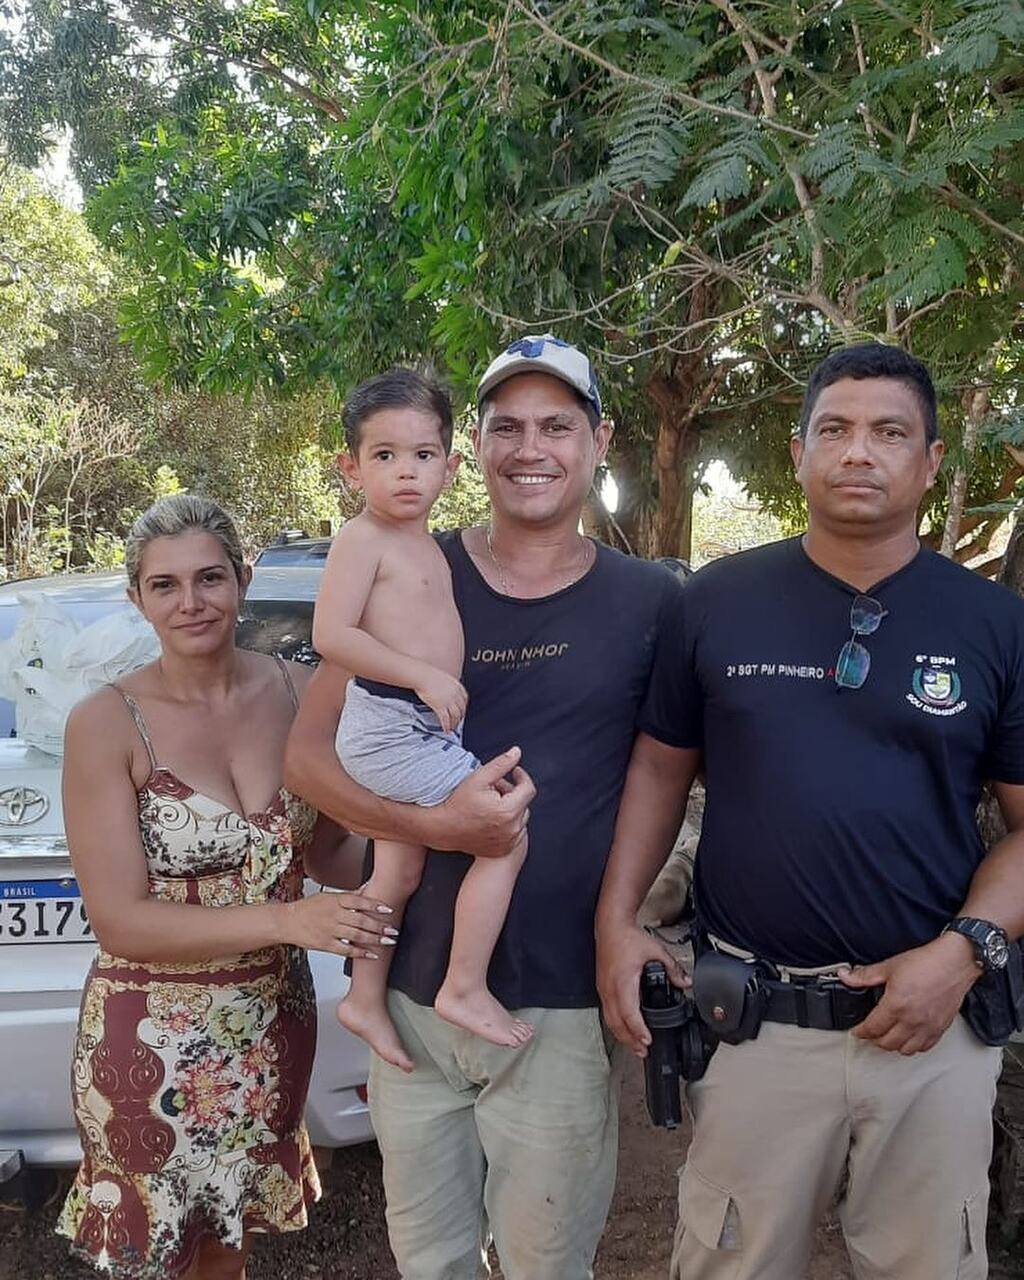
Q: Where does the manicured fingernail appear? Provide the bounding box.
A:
[380,937,397,946]
[376,905,394,913]
[384,927,399,936]
[364,951,380,960]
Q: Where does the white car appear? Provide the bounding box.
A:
[0,566,373,1183]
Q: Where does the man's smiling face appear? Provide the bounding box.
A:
[474,372,611,528]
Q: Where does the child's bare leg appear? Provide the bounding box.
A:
[337,841,425,1073]
[434,833,532,1047]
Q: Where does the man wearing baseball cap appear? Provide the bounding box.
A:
[285,334,689,1279]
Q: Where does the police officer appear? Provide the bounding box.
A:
[597,343,1024,1279]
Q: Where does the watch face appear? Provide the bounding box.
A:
[985,931,1010,970]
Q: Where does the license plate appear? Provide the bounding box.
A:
[0,878,94,944]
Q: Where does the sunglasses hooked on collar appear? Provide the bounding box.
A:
[835,595,887,690]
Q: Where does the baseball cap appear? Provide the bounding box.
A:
[476,334,602,419]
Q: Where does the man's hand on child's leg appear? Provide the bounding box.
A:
[424,749,534,858]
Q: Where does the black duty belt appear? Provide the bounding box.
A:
[762,976,882,1031]
[691,934,885,1039]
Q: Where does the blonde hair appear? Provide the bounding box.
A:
[125,494,245,590]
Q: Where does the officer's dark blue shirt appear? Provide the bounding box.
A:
[388,531,684,1010]
[640,537,1024,968]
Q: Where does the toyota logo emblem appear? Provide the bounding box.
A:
[0,786,50,826]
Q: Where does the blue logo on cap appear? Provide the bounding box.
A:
[505,336,571,358]
[502,335,600,414]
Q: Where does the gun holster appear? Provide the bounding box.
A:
[639,960,719,1129]
[692,949,770,1045]
[961,939,1024,1046]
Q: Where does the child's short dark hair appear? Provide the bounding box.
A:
[343,368,454,454]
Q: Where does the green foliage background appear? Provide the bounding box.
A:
[2,1,1023,569]
[0,170,489,577]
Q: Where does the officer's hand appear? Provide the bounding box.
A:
[596,920,689,1058]
[840,933,980,1055]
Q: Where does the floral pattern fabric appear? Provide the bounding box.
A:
[57,764,321,1279]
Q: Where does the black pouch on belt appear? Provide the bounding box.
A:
[961,939,1024,1046]
[691,950,770,1045]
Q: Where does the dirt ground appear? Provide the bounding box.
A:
[3,1065,1022,1279]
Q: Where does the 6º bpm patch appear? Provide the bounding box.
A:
[907,658,967,717]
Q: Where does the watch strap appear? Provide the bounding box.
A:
[942,917,1008,970]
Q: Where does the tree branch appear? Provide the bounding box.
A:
[94,4,352,122]
[939,183,1024,249]
[710,0,831,299]
[511,0,816,142]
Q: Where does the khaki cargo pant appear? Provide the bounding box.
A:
[368,991,621,1280]
[671,1015,1002,1280]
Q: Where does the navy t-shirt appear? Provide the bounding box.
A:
[641,537,1024,968]
[388,531,683,1010]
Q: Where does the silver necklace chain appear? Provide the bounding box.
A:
[485,526,594,596]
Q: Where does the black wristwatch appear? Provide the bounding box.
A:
[941,917,1010,972]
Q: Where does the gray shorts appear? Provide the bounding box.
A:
[335,679,479,807]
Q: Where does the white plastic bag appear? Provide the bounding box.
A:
[0,594,79,694]
[7,666,92,755]
[63,608,160,685]
[0,594,160,754]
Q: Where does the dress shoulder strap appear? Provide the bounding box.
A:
[110,685,158,772]
[273,654,300,712]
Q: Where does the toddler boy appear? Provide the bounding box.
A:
[312,368,530,1072]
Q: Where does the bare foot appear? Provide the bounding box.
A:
[337,997,415,1073]
[434,982,534,1048]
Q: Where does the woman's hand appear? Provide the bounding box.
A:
[281,887,398,958]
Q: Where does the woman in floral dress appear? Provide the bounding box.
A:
[57,495,396,1280]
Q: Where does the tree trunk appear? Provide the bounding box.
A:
[940,382,990,557]
[583,489,632,553]
[614,280,721,559]
[1000,507,1024,595]
[609,444,655,557]
[652,410,698,560]
[647,363,709,560]
[637,274,722,559]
